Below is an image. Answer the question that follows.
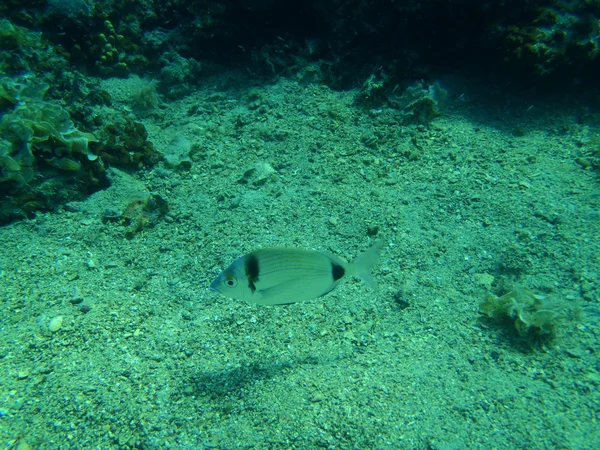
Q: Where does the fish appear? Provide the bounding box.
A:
[210,240,383,305]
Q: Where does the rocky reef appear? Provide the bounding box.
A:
[2,1,599,87]
[0,17,161,223]
[1,0,599,223]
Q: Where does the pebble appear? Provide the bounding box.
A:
[16,439,32,450]
[48,316,64,333]
[69,288,84,304]
[474,273,495,286]
[311,393,325,403]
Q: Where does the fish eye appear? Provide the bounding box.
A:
[225,276,238,288]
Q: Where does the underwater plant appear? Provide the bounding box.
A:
[480,287,562,336]
[131,79,159,112]
[0,76,97,190]
[0,73,163,223]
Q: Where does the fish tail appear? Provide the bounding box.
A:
[352,240,383,292]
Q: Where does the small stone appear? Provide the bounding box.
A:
[328,217,338,226]
[238,162,276,186]
[66,271,80,281]
[16,439,32,450]
[576,157,591,169]
[69,289,84,304]
[311,393,325,403]
[366,225,379,236]
[474,273,495,286]
[48,316,64,333]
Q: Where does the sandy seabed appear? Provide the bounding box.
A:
[1,76,599,449]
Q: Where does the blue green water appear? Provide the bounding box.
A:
[1,1,599,449]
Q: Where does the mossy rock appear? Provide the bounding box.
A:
[0,97,98,191]
[0,76,160,224]
[97,115,162,170]
[481,287,562,337]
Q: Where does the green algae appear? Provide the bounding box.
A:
[481,287,562,336]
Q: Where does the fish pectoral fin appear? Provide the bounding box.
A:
[256,277,333,305]
[255,282,301,305]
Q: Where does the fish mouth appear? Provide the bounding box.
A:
[209,276,221,292]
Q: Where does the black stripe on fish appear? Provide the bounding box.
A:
[331,262,345,281]
[245,253,260,293]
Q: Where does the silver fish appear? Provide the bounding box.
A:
[210,240,383,305]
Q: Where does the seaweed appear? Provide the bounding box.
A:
[0,77,98,193]
[480,287,562,337]
[131,80,159,112]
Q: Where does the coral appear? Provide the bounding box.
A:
[122,194,169,239]
[493,2,600,78]
[0,74,105,223]
[0,18,43,50]
[66,18,133,78]
[0,75,161,223]
[46,0,92,20]
[355,72,389,107]
[481,287,562,336]
[92,20,129,77]
[0,74,47,111]
[390,81,447,125]
[355,74,446,125]
[158,51,202,99]
[0,18,47,74]
[0,76,98,193]
[96,114,162,170]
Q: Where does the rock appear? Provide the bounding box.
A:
[81,168,151,219]
[163,136,192,170]
[48,316,63,333]
[238,162,276,186]
[310,393,325,403]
